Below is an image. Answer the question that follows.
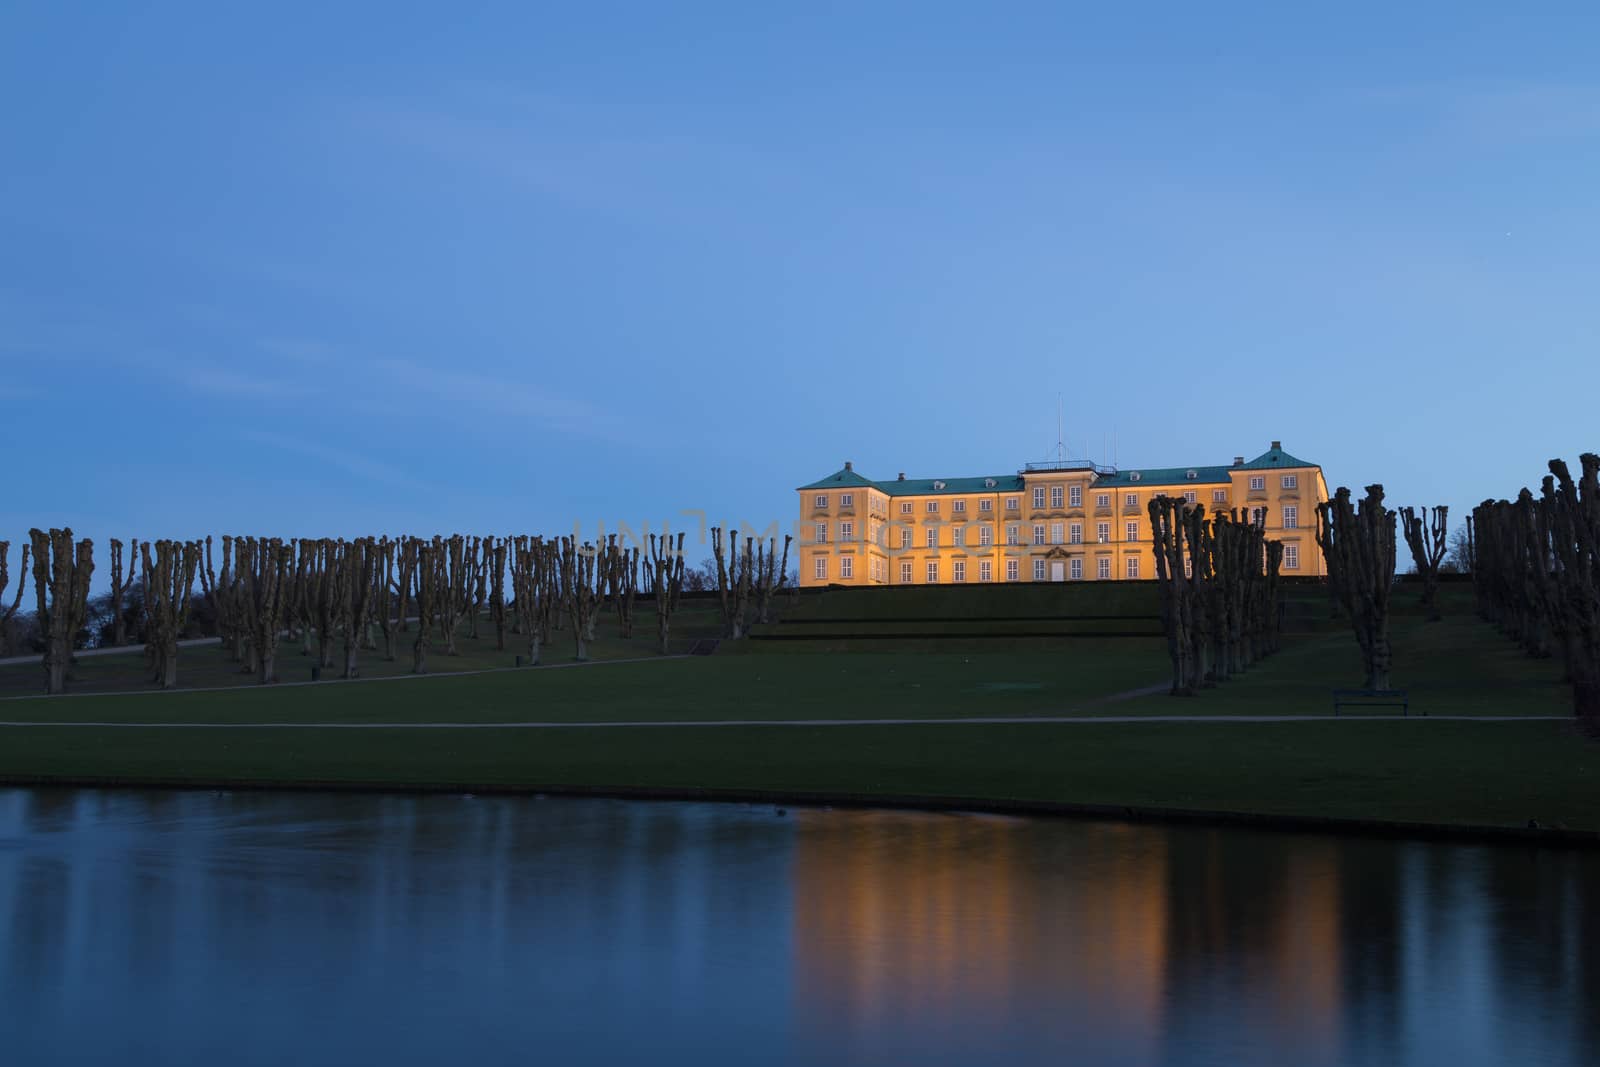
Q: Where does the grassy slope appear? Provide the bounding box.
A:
[0,581,1595,832]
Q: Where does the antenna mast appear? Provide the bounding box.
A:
[1056,393,1065,463]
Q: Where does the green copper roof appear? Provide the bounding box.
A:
[797,467,876,490]
[877,474,1024,497]
[1237,444,1317,470]
[1090,465,1235,487]
[800,444,1319,496]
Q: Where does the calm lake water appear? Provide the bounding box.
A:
[0,788,1594,1067]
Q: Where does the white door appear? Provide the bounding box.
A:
[1049,561,1065,583]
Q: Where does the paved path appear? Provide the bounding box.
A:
[0,654,689,702]
[0,636,220,667]
[0,715,1569,729]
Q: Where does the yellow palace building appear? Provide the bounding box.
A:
[796,441,1328,587]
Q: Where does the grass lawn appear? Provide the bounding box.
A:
[0,579,1595,835]
[0,720,1592,831]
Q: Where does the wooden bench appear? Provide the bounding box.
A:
[1332,689,1414,716]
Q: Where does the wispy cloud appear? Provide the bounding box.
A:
[238,429,426,490]
[374,358,598,423]
[181,365,307,397]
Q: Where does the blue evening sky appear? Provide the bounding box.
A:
[3,3,1597,571]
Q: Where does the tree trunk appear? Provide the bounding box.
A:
[529,633,542,667]
[260,646,278,685]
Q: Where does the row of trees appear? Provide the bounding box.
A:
[2,527,790,695]
[1469,455,1600,729]
[1147,498,1286,695]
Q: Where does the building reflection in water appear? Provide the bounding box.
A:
[0,788,1596,1067]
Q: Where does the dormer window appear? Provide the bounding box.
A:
[933,480,946,491]
[1130,472,1142,482]
[1186,470,1197,480]
[984,478,997,488]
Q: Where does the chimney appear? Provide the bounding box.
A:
[1233,456,1244,467]
[897,472,906,481]
[844,460,853,471]
[1270,440,1281,451]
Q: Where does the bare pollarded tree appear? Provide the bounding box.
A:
[1149,499,1285,696]
[411,537,441,674]
[710,526,755,639]
[0,539,31,656]
[29,528,95,695]
[1399,505,1449,622]
[599,535,641,639]
[1316,485,1398,690]
[1542,456,1600,729]
[644,531,686,655]
[752,534,793,626]
[139,539,201,689]
[313,539,339,669]
[393,535,417,634]
[436,534,472,656]
[488,536,508,650]
[468,535,489,641]
[107,538,141,646]
[238,537,293,684]
[558,536,600,661]
[373,536,398,661]
[1148,496,1196,695]
[509,535,559,665]
[198,535,246,661]
[334,537,380,679]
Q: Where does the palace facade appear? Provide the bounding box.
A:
[796,441,1328,587]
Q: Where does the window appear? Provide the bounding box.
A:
[1183,491,1197,504]
[978,525,993,546]
[1033,487,1047,508]
[1282,474,1298,489]
[1186,470,1197,480]
[1184,558,1192,579]
[1033,524,1046,546]
[1070,558,1083,580]
[1097,522,1110,543]
[1125,493,1138,507]
[979,560,992,582]
[926,500,939,513]
[1126,557,1140,579]
[953,560,966,583]
[839,521,853,541]
[1006,559,1019,581]
[1249,475,1265,491]
[1213,489,1228,503]
[1050,486,1064,509]
[926,561,939,583]
[953,499,966,513]
[814,557,827,581]
[1069,523,1082,544]
[953,526,965,547]
[1006,497,1019,511]
[979,499,992,512]
[1006,525,1019,546]
[839,556,853,579]
[900,560,913,583]
[901,501,913,515]
[900,528,912,549]
[1284,544,1300,569]
[1126,521,1139,542]
[1251,507,1266,524]
[1033,559,1046,581]
[1097,557,1111,580]
[1097,493,1110,508]
[926,528,937,548]
[1069,485,1082,507]
[1283,506,1298,529]
[815,522,827,544]
[815,494,828,508]
[1130,472,1142,482]
[1050,522,1065,545]
[840,493,853,507]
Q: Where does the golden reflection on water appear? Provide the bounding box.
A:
[789,810,1355,1054]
